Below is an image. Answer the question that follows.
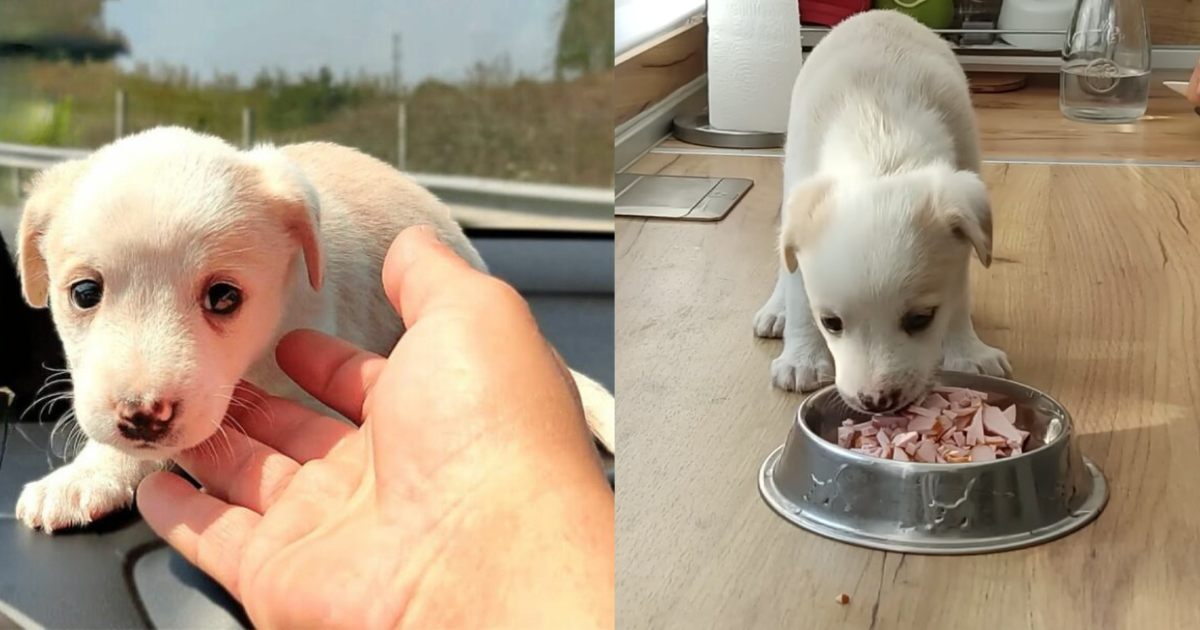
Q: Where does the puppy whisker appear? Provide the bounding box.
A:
[224,414,250,439]
[25,391,75,425]
[206,412,236,462]
[208,387,265,434]
[49,410,85,461]
[39,396,76,427]
[33,374,73,394]
[826,395,860,420]
[22,379,73,417]
[223,387,274,430]
[236,386,271,418]
[65,420,89,460]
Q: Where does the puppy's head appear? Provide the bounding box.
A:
[780,165,992,413]
[17,127,322,458]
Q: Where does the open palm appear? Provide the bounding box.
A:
[137,227,614,629]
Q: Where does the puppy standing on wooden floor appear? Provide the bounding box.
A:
[14,127,615,532]
[753,10,1011,411]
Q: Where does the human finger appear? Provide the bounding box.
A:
[381,225,524,330]
[274,330,387,425]
[226,381,356,462]
[174,427,300,514]
[137,471,261,601]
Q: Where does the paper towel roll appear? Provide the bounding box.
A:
[707,0,804,133]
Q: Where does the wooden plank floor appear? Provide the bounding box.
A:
[656,71,1200,162]
[615,152,1200,628]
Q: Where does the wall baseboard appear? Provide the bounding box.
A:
[615,75,707,173]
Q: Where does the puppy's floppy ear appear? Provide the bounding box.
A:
[779,177,833,273]
[18,159,89,308]
[931,169,993,268]
[242,148,324,290]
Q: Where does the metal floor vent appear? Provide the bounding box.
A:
[614,172,752,221]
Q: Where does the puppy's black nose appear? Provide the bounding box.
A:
[117,399,176,442]
[859,390,900,413]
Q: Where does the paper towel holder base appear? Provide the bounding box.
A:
[672,111,785,149]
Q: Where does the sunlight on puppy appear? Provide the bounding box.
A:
[15,127,615,532]
[754,10,1011,409]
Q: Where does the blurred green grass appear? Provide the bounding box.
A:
[0,59,613,187]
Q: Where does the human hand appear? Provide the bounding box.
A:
[136,226,615,629]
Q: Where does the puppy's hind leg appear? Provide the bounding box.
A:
[753,267,788,338]
[771,268,834,392]
[15,440,168,532]
[942,291,1012,378]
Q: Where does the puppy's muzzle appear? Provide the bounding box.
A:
[116,399,178,443]
[858,390,902,414]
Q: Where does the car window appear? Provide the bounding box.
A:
[0,0,613,240]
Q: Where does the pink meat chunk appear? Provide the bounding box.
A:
[982,405,1023,443]
[831,387,1032,464]
[966,408,985,446]
[837,426,854,448]
[925,393,951,410]
[893,431,919,449]
[907,416,937,433]
[908,405,940,418]
[915,440,939,463]
[970,444,997,461]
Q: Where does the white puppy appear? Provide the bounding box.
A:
[15,126,615,532]
[753,10,1011,411]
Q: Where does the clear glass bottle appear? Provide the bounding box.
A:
[1059,0,1152,123]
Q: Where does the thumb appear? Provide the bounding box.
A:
[382,225,494,329]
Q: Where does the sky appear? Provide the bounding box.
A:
[103,0,567,85]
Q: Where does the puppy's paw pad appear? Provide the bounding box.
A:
[771,353,834,392]
[15,466,137,533]
[753,306,786,339]
[944,343,1012,378]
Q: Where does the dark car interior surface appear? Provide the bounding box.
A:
[0,227,614,629]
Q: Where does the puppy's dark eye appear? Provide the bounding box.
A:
[902,309,937,335]
[204,283,242,315]
[820,315,844,334]
[70,280,103,310]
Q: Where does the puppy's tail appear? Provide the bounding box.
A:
[570,369,615,454]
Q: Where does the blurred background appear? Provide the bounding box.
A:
[0,0,614,236]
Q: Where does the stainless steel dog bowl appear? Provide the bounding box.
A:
[759,372,1108,554]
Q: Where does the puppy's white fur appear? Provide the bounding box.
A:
[753,10,1011,409]
[15,127,615,532]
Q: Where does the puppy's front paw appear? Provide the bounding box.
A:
[753,303,786,339]
[943,341,1012,378]
[16,463,140,533]
[771,351,834,392]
